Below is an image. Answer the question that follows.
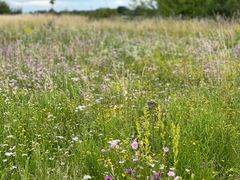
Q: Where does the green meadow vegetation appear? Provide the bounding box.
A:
[0,15,240,179]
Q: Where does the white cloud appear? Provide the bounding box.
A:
[23,1,49,6]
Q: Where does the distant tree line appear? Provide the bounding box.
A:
[0,1,22,14]
[1,0,240,17]
[34,7,155,18]
[136,0,240,17]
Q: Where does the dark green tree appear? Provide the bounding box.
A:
[0,1,11,14]
[132,0,240,17]
[225,0,240,15]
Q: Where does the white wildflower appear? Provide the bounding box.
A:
[108,139,120,149]
[160,164,165,170]
[0,144,8,147]
[11,166,17,170]
[5,152,16,157]
[75,105,86,112]
[83,175,92,180]
[119,160,126,164]
[71,77,80,82]
[7,135,14,139]
[56,136,64,139]
[72,136,79,142]
[48,114,55,119]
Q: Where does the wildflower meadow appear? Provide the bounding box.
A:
[0,15,240,179]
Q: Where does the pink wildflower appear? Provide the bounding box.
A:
[131,140,138,150]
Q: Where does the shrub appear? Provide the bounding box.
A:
[88,8,118,19]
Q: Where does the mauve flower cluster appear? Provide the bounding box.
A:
[102,138,180,179]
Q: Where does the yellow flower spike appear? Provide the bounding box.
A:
[172,123,180,168]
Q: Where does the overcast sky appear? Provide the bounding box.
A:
[6,0,131,12]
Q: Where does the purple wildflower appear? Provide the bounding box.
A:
[163,147,169,153]
[105,176,113,180]
[126,169,135,175]
[151,171,160,180]
[167,171,175,177]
